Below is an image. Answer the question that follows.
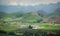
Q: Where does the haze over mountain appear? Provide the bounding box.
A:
[0,2,60,13]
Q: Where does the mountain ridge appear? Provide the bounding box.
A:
[0,2,60,13]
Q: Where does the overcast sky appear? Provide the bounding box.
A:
[0,0,60,6]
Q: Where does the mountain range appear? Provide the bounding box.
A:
[0,2,60,13]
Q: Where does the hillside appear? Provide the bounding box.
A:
[45,8,60,24]
[20,12,43,23]
[2,10,46,23]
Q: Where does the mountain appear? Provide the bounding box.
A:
[37,10,48,17]
[0,2,60,13]
[45,8,60,24]
[54,8,60,16]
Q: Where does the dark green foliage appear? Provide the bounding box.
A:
[28,25,33,29]
[8,32,16,35]
[0,29,60,36]
[0,30,7,34]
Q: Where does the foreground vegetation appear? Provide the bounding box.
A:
[0,29,60,36]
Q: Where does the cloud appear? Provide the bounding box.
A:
[0,0,60,6]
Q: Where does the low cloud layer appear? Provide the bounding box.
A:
[0,0,60,6]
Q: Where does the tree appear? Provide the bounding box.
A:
[28,25,33,29]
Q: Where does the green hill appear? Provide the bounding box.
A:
[20,13,43,23]
[3,11,44,23]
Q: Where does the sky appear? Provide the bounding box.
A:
[0,0,60,6]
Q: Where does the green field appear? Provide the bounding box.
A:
[0,23,60,32]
